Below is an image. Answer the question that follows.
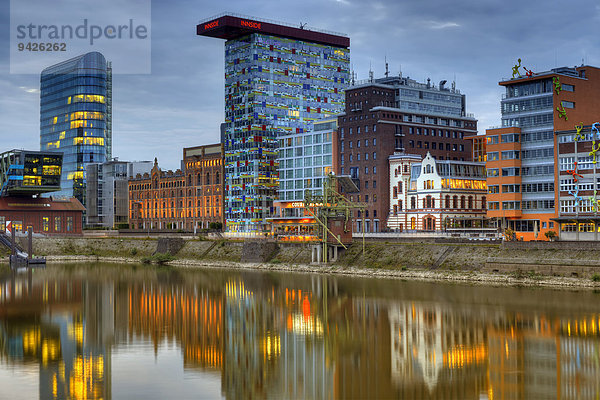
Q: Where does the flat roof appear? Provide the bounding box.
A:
[197,14,349,48]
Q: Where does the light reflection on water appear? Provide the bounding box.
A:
[0,263,599,399]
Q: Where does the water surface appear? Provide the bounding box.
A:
[0,263,599,399]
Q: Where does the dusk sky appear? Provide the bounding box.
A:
[1,0,599,170]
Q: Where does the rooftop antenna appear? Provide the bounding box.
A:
[385,55,389,78]
[369,61,374,82]
[350,63,355,85]
[399,64,402,78]
[299,22,307,29]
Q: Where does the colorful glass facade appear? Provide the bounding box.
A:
[40,52,112,204]
[199,15,349,235]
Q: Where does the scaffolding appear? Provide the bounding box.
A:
[303,174,366,263]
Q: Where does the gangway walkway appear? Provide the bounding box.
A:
[0,231,45,268]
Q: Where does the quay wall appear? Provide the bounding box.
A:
[2,237,600,278]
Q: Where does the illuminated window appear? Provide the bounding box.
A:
[54,217,61,232]
[42,217,49,232]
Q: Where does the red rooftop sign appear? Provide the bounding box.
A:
[204,20,219,30]
[240,20,261,29]
[197,15,349,48]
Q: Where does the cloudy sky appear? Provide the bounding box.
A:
[1,0,599,170]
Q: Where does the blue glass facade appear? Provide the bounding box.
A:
[223,33,349,234]
[40,52,112,203]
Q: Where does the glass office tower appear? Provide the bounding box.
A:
[198,15,349,235]
[40,52,112,203]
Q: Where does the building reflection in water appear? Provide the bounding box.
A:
[1,266,600,399]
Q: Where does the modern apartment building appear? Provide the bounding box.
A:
[336,75,478,232]
[86,160,153,229]
[277,117,336,204]
[197,14,349,236]
[485,65,600,240]
[40,52,112,203]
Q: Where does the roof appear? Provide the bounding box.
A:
[0,197,85,212]
[197,14,349,48]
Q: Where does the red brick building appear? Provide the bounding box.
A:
[129,144,224,231]
[0,197,85,235]
[335,75,477,232]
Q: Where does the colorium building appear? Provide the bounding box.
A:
[197,14,350,236]
[40,52,112,204]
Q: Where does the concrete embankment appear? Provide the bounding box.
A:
[2,236,600,287]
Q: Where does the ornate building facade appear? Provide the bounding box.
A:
[128,144,224,231]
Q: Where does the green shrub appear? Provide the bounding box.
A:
[592,273,600,282]
[130,248,138,256]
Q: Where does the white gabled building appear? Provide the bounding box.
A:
[388,152,488,232]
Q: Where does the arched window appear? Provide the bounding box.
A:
[197,173,202,185]
[411,217,416,230]
[482,196,487,210]
[468,196,473,209]
[453,195,458,208]
[188,175,192,186]
[460,196,466,209]
[445,195,450,208]
[411,197,416,209]
[206,172,210,185]
[426,195,432,208]
[216,172,220,184]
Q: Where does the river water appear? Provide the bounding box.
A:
[0,263,599,399]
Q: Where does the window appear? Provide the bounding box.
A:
[487,168,499,177]
[42,217,49,232]
[502,184,520,193]
[54,217,61,232]
[66,217,73,232]
[501,133,519,143]
[501,167,520,177]
[502,201,521,210]
[373,138,376,146]
[487,152,499,161]
[488,185,500,194]
[562,83,574,92]
[578,156,594,170]
[487,135,499,145]
[501,150,519,160]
